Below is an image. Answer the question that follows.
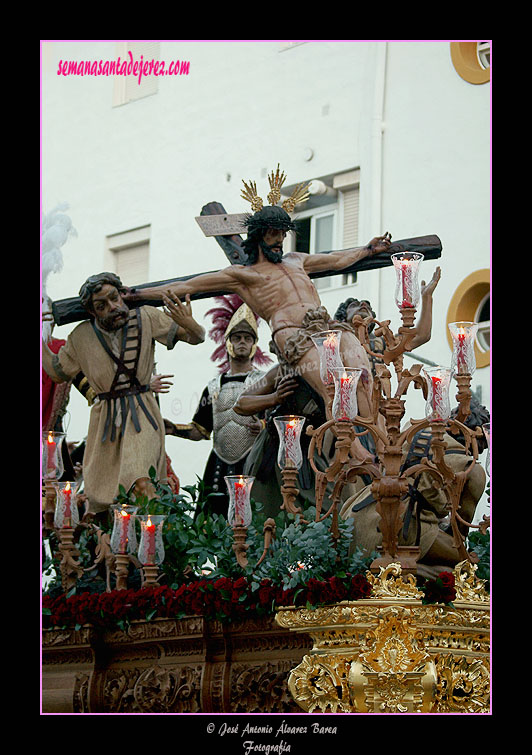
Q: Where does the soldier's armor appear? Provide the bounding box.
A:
[208,370,264,464]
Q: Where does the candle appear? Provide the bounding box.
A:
[234,476,246,525]
[285,418,298,467]
[431,375,442,419]
[47,432,57,473]
[456,327,467,373]
[323,332,338,383]
[339,373,351,420]
[145,516,156,563]
[63,481,72,525]
[401,261,412,307]
[119,508,130,552]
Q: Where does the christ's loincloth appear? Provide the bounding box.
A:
[272,305,358,368]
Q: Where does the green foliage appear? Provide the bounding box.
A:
[467,528,490,586]
[43,468,375,597]
[246,506,373,590]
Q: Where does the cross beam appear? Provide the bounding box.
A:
[51,202,442,326]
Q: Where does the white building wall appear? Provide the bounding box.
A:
[42,40,490,519]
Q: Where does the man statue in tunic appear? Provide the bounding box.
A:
[42,272,205,515]
[127,167,392,462]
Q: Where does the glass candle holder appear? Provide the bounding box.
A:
[423,366,454,422]
[273,415,306,470]
[391,252,424,309]
[110,504,138,555]
[448,321,478,375]
[225,475,254,528]
[53,481,80,529]
[310,330,344,385]
[331,368,363,421]
[42,431,66,480]
[137,515,166,565]
[482,422,490,477]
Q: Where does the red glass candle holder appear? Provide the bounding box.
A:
[310,330,344,385]
[273,415,306,470]
[42,431,66,480]
[137,515,166,565]
[423,366,454,422]
[391,252,424,309]
[225,475,254,528]
[448,321,478,375]
[331,367,363,421]
[110,504,138,555]
[53,480,80,529]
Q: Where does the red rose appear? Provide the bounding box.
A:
[438,571,455,589]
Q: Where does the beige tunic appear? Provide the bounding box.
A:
[54,307,179,512]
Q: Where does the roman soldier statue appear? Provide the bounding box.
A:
[166,294,272,516]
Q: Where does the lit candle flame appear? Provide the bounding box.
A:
[47,432,54,444]
[65,481,71,492]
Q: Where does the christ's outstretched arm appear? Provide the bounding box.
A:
[301,233,392,274]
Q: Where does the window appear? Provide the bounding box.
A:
[112,41,160,107]
[286,170,361,290]
[475,293,490,352]
[290,205,340,290]
[477,42,491,70]
[450,41,490,85]
[446,269,490,369]
[105,226,150,287]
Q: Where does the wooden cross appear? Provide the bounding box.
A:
[51,202,442,326]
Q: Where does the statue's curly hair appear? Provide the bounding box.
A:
[79,272,126,312]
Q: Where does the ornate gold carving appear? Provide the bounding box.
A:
[267,164,287,206]
[241,165,310,214]
[453,559,490,603]
[282,182,311,213]
[366,563,424,600]
[276,562,489,713]
[433,653,490,713]
[241,180,264,212]
[288,654,352,713]
[351,607,437,712]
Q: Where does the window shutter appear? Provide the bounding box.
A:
[113,42,160,106]
[341,187,359,285]
[342,186,359,248]
[115,242,150,287]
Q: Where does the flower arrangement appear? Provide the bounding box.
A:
[42,470,488,630]
[418,570,457,606]
[42,572,373,631]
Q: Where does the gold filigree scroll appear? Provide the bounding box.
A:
[278,562,489,713]
[366,563,423,600]
[433,654,490,713]
[350,607,437,713]
[288,654,352,713]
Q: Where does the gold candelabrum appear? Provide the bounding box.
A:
[304,306,487,576]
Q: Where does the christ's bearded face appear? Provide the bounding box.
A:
[260,227,288,263]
